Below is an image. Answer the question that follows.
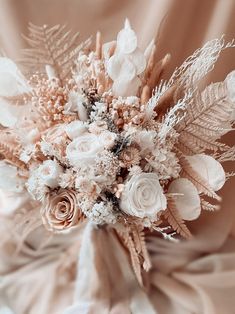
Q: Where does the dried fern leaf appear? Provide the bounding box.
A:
[163,199,192,239]
[179,156,220,200]
[170,37,235,90]
[175,82,234,155]
[21,23,92,84]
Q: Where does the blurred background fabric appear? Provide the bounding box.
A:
[0,0,235,313]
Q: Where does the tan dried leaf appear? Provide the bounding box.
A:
[163,199,192,239]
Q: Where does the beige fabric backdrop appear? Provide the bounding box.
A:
[0,1,235,313]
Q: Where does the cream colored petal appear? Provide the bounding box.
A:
[168,178,201,221]
[116,19,137,54]
[107,54,136,82]
[0,57,30,96]
[186,154,226,192]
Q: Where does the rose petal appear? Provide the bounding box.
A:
[116,19,137,54]
[112,76,140,97]
[168,178,201,221]
[186,154,226,191]
[0,57,30,96]
[128,48,146,74]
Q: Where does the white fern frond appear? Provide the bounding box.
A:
[158,90,192,141]
[21,23,92,84]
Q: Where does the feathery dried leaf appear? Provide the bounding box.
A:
[21,23,92,83]
[170,37,235,90]
[217,146,235,162]
[175,82,234,155]
[179,156,220,200]
[119,230,143,285]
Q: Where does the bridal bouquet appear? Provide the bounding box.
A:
[0,20,235,285]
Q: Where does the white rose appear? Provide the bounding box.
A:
[65,121,87,140]
[66,133,104,168]
[120,172,167,219]
[38,159,63,188]
[0,161,25,193]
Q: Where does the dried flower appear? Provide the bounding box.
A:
[119,146,141,168]
[87,201,117,224]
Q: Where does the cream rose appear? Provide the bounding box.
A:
[120,172,167,219]
[38,159,63,188]
[41,189,82,232]
[66,133,104,168]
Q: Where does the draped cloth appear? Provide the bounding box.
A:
[0,0,235,313]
